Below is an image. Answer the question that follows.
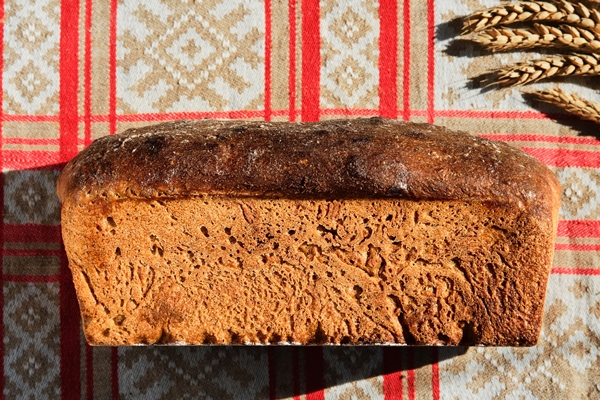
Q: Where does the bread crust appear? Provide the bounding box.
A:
[57,118,560,224]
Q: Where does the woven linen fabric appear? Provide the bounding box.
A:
[1,0,599,398]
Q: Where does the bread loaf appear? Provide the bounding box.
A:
[57,118,560,346]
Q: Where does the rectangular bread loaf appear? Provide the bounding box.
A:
[57,118,561,346]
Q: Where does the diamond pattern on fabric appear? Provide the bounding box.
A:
[320,0,379,109]
[117,0,265,113]
[3,0,60,114]
[3,282,60,399]
[118,347,269,398]
[4,170,61,225]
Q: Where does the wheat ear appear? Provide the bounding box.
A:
[559,0,600,34]
[464,2,562,33]
[463,1,600,34]
[494,53,600,85]
[531,87,600,123]
[474,23,600,52]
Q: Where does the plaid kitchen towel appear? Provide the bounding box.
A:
[2,0,600,398]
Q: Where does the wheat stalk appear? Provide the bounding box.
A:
[493,53,600,85]
[463,1,600,34]
[474,23,600,52]
[531,87,600,122]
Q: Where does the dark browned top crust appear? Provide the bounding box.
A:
[57,117,560,219]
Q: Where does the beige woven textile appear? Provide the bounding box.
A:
[1,0,599,398]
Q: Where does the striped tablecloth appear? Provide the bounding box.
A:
[2,0,599,398]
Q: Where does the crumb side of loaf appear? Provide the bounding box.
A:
[62,196,555,346]
[57,118,561,346]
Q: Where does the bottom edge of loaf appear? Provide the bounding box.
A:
[88,342,535,347]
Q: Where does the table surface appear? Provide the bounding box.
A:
[2,0,599,398]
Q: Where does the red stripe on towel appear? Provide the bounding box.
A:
[379,0,398,119]
[301,0,320,122]
[109,0,118,135]
[59,0,82,398]
[264,0,272,121]
[383,348,404,399]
